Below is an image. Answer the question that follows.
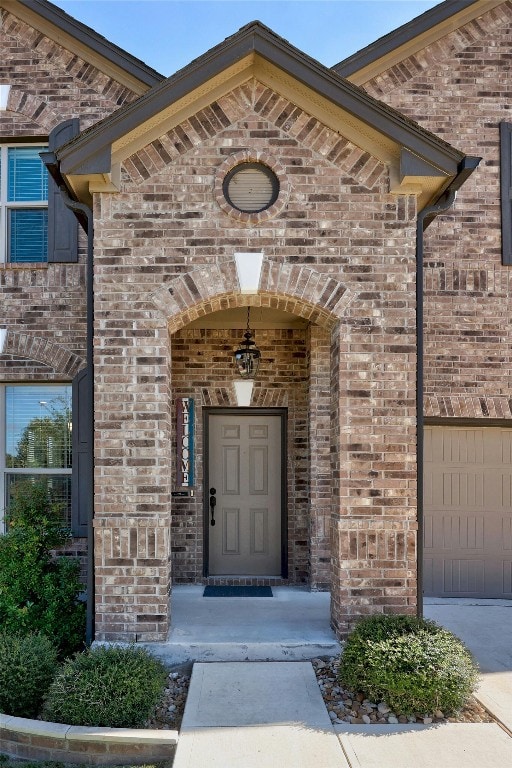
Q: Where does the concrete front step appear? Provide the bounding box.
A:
[143,639,340,665]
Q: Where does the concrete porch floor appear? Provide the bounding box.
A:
[143,585,341,665]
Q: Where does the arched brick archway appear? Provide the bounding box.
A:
[150,259,354,332]
[94,259,418,643]
[150,264,349,595]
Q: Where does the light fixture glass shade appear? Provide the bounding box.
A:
[234,330,261,378]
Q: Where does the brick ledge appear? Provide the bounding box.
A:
[0,713,178,765]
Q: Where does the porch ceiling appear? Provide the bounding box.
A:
[182,307,309,330]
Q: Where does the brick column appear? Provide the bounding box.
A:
[92,216,173,641]
[330,199,418,637]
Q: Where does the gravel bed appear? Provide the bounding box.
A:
[146,668,191,730]
[146,657,493,731]
[312,656,493,725]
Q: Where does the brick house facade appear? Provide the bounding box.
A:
[0,0,509,644]
[336,0,512,603]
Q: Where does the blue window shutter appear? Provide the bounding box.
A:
[48,119,80,263]
[500,122,512,266]
[71,366,93,537]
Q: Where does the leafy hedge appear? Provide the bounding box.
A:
[0,632,58,718]
[0,480,85,658]
[42,645,168,727]
[338,614,479,716]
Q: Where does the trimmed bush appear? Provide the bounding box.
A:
[0,479,86,658]
[0,632,58,718]
[42,645,168,727]
[338,614,479,716]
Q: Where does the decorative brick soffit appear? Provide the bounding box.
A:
[0,330,85,377]
[150,258,355,331]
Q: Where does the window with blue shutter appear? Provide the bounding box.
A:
[0,145,48,264]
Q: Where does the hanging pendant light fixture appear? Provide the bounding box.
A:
[234,306,261,379]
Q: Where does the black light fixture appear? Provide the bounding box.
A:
[234,306,261,379]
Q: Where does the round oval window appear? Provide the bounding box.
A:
[223,162,279,213]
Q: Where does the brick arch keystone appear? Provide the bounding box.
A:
[150,259,354,331]
[2,330,85,377]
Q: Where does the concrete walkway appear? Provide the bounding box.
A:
[173,662,348,768]
[160,591,512,767]
[173,660,512,768]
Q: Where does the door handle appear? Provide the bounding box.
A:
[209,487,216,526]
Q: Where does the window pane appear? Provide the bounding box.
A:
[5,474,71,527]
[5,385,72,469]
[7,146,48,202]
[9,208,48,263]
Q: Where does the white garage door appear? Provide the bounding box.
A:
[424,426,512,598]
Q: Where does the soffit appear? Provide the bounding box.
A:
[336,0,505,86]
[1,0,163,95]
[184,307,309,330]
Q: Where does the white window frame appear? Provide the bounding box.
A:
[0,383,72,532]
[0,143,48,265]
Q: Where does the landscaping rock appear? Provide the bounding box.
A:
[311,656,493,726]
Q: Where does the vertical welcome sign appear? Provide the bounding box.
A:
[176,398,194,487]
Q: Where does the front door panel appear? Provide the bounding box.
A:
[208,413,282,575]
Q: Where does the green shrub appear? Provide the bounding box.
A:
[0,632,58,718]
[42,645,168,727]
[0,480,86,658]
[338,614,479,716]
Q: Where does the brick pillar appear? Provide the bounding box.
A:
[308,324,332,589]
[92,226,173,640]
[330,201,418,637]
[94,517,171,641]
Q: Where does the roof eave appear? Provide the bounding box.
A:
[56,21,465,185]
[4,0,164,94]
[333,0,504,85]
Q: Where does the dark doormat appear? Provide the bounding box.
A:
[203,585,273,597]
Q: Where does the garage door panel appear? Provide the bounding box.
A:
[426,511,486,550]
[503,562,512,592]
[443,558,486,594]
[424,426,512,598]
[424,556,486,596]
[503,517,512,551]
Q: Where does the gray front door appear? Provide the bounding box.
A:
[208,412,282,576]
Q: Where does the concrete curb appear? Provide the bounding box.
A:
[0,713,178,765]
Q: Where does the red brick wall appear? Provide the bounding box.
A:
[0,8,143,561]
[92,82,419,639]
[0,5,140,380]
[360,0,512,420]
